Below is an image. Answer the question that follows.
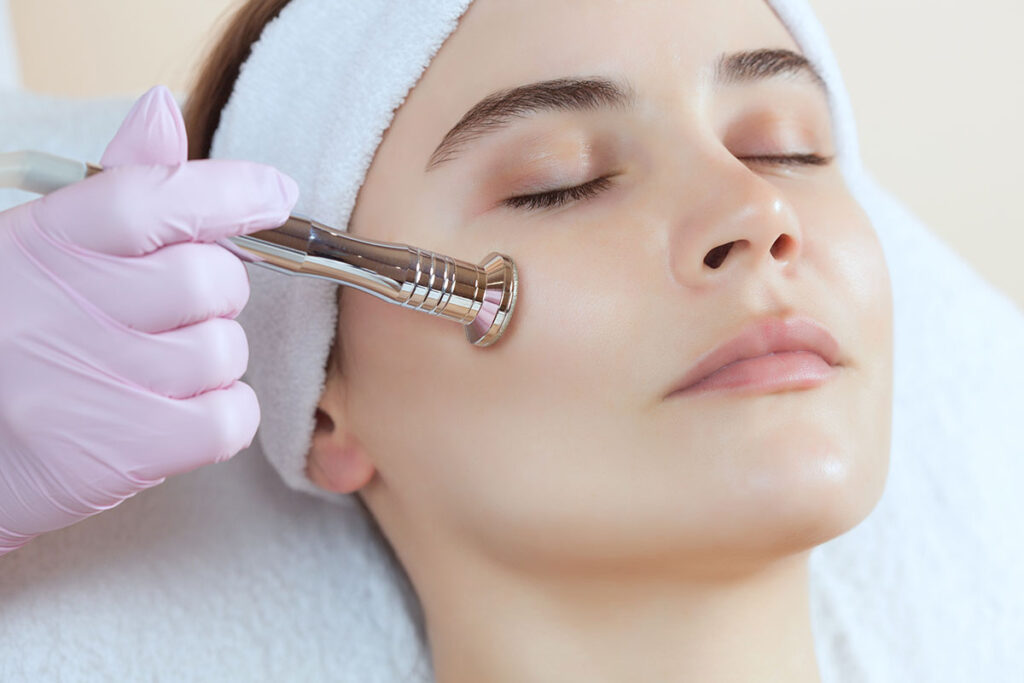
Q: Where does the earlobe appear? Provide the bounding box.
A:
[307,440,380,493]
[307,413,377,493]
[307,349,377,493]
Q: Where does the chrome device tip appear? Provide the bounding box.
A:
[464,252,518,347]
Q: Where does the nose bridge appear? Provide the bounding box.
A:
[668,156,803,285]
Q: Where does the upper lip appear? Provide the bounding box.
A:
[667,315,841,396]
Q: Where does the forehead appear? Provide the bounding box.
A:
[436,0,794,91]
[392,0,803,155]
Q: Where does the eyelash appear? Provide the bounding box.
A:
[501,153,834,211]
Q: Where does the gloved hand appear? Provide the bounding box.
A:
[0,85,299,555]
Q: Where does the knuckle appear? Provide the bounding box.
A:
[176,259,209,316]
[196,318,232,383]
[178,244,250,319]
[221,318,249,380]
[215,246,251,316]
[204,317,247,383]
[232,320,250,378]
[206,400,235,463]
[235,381,260,453]
[211,382,254,463]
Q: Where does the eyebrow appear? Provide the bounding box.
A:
[425,48,828,172]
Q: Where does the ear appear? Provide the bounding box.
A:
[306,366,376,494]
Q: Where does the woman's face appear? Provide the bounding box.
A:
[311,0,893,578]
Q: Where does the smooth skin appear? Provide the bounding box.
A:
[307,0,893,681]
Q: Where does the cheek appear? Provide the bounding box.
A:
[334,226,645,524]
[812,194,894,504]
[333,250,575,501]
[504,233,653,411]
[816,195,894,362]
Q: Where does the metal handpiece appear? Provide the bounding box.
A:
[0,150,517,347]
[224,214,517,347]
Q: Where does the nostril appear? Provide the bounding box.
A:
[770,234,792,259]
[704,242,734,269]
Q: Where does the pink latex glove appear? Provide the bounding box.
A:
[0,85,299,555]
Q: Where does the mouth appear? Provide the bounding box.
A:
[665,315,842,399]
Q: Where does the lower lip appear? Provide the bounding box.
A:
[669,351,838,397]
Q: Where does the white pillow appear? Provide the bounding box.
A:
[1,90,1022,682]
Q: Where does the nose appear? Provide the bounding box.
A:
[668,160,803,287]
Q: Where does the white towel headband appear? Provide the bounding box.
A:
[210,0,863,507]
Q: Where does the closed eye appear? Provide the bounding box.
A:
[502,175,616,211]
[501,153,834,212]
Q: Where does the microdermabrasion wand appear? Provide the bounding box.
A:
[0,150,517,347]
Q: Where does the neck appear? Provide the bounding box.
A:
[419,550,822,683]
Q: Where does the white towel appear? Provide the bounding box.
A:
[1,2,1023,682]
[211,0,477,507]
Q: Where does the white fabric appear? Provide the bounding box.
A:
[1,1,1023,681]
[211,0,475,508]
[0,0,21,91]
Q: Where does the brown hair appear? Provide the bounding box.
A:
[183,0,294,161]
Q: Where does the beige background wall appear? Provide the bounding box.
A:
[8,0,1022,311]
